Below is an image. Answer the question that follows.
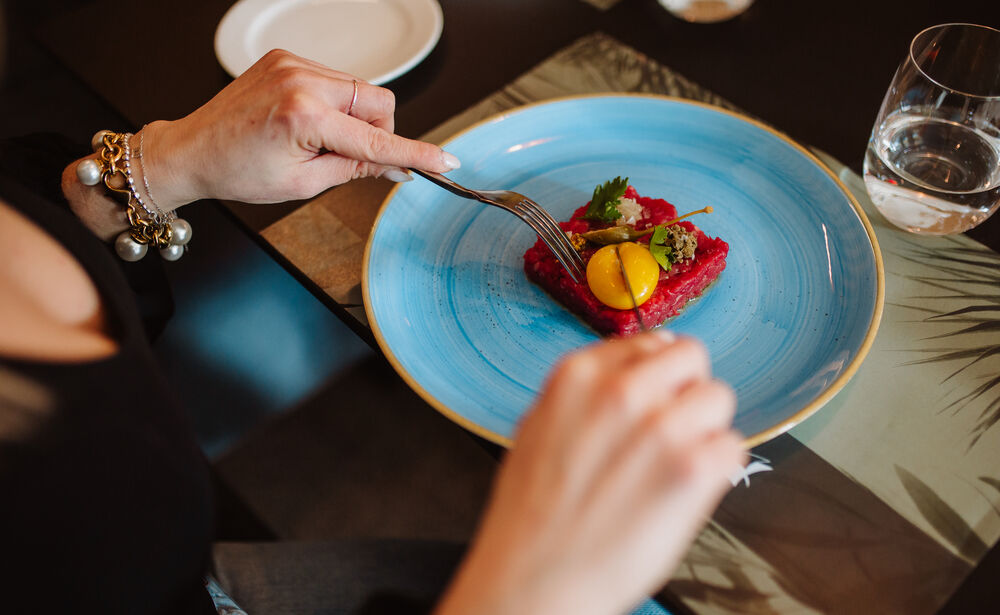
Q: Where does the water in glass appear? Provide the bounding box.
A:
[864,23,1000,235]
[864,112,1000,234]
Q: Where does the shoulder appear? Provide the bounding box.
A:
[0,200,118,362]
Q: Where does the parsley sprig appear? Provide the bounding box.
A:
[648,225,677,272]
[581,176,629,224]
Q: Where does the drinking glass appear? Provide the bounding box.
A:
[864,23,1000,235]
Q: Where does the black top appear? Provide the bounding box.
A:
[0,137,216,614]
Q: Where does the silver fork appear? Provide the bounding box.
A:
[410,169,586,284]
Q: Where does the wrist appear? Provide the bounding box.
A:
[137,119,204,211]
[434,542,577,615]
[65,129,197,260]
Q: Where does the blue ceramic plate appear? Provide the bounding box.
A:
[364,96,884,447]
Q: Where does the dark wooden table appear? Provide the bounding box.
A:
[27,0,1000,612]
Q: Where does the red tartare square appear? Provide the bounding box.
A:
[523,186,729,337]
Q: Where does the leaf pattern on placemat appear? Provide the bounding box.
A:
[896,465,989,563]
[979,476,1000,494]
[892,238,1000,450]
[667,522,821,614]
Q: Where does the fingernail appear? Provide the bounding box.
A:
[383,169,413,183]
[655,328,676,343]
[441,151,461,170]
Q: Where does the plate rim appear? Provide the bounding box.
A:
[363,93,886,449]
[214,0,444,84]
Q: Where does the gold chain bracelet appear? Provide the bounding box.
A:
[76,130,192,262]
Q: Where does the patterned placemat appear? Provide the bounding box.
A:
[261,31,1000,613]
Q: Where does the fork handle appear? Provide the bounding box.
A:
[409,168,483,202]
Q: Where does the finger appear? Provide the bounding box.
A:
[566,329,688,378]
[619,334,711,395]
[672,429,747,495]
[332,79,396,131]
[535,332,708,435]
[317,113,459,172]
[583,336,712,426]
[599,380,735,492]
[299,74,396,131]
[648,379,737,448]
[296,155,413,196]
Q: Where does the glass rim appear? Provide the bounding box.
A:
[909,22,1000,100]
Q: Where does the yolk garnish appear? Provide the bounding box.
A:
[586,242,659,309]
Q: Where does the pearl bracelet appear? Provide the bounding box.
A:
[75,130,192,262]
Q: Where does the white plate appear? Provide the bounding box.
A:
[215,0,443,83]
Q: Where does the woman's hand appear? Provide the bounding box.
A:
[145,49,457,209]
[63,49,457,239]
[435,332,745,615]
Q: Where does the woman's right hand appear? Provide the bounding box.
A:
[140,49,458,210]
[435,332,745,615]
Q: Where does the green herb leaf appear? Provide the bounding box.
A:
[649,225,676,272]
[582,176,629,224]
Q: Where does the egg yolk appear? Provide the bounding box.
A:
[586,242,660,309]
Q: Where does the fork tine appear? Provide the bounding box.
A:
[514,211,585,284]
[515,204,579,269]
[537,222,586,282]
[519,199,586,269]
[515,200,586,278]
[496,198,584,284]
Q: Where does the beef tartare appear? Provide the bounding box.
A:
[523,178,728,337]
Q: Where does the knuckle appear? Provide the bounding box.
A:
[616,362,653,398]
[259,48,295,71]
[373,86,396,113]
[586,378,638,423]
[273,66,315,93]
[670,448,699,480]
[273,91,317,130]
[649,406,681,444]
[365,127,391,158]
[352,161,377,180]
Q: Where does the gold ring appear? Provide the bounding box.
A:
[347,79,359,116]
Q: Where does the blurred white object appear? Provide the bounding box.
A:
[729,453,773,487]
[658,0,754,23]
[215,0,443,84]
